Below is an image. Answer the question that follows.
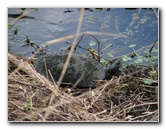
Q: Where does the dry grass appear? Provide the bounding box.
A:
[8,53,158,122]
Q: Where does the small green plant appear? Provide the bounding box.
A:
[20,8,26,11]
[144,50,150,57]
[89,40,96,47]
[25,36,35,46]
[100,58,108,65]
[143,79,153,85]
[13,28,19,36]
[25,100,31,111]
[25,36,31,43]
[122,55,132,62]
[150,70,158,78]
[129,44,136,48]
[19,8,27,14]
[134,56,143,64]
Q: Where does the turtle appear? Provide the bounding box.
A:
[34,53,121,88]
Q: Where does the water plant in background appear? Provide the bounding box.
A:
[89,40,96,47]
[19,8,38,14]
[24,36,35,47]
[143,78,153,85]
[121,39,158,88]
[19,8,27,14]
[13,28,19,36]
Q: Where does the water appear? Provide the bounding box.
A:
[8,8,158,61]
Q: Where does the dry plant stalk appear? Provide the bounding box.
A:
[45,31,128,46]
[8,9,35,29]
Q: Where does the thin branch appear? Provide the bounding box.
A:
[152,8,158,18]
[57,8,85,88]
[8,9,35,29]
[44,31,128,46]
[148,39,158,57]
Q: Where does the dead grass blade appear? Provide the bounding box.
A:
[8,9,35,29]
[57,8,85,87]
[45,31,128,46]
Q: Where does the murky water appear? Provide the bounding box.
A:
[8,8,158,60]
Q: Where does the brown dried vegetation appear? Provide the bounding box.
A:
[8,53,158,122]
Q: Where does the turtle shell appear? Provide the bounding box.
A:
[34,53,106,88]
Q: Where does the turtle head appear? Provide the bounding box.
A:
[104,59,122,80]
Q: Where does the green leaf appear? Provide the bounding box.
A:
[152,48,158,53]
[25,100,31,111]
[143,79,153,85]
[150,70,158,77]
[150,70,157,74]
[100,58,106,63]
[151,56,158,61]
[143,57,149,62]
[107,53,114,57]
[25,36,30,43]
[137,56,143,63]
[122,84,129,87]
[89,40,96,46]
[31,79,36,84]
[122,55,132,62]
[144,50,149,57]
[100,58,108,65]
[140,16,148,24]
[134,56,143,64]
[129,44,136,48]
[13,29,19,35]
[20,8,26,11]
[132,13,139,21]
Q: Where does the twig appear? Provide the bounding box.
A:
[8,80,46,91]
[115,17,121,34]
[8,9,35,29]
[75,34,101,62]
[44,31,128,46]
[57,8,85,87]
[44,58,49,79]
[148,39,158,57]
[152,8,158,18]
[138,8,141,15]
[66,41,89,51]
